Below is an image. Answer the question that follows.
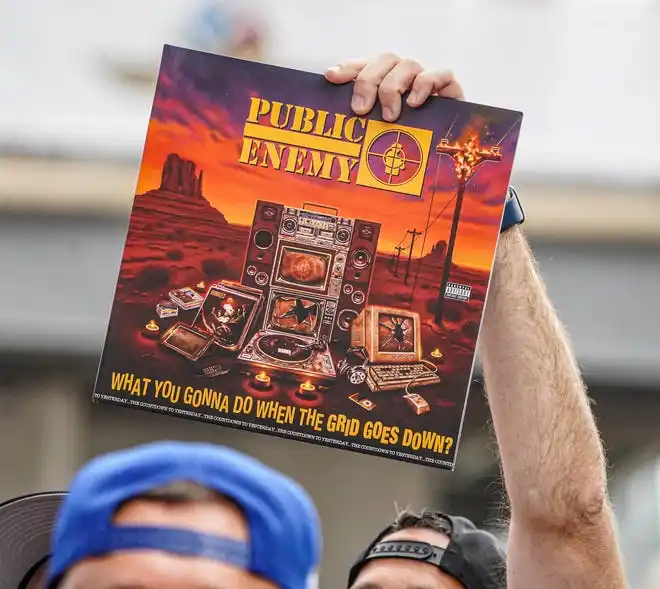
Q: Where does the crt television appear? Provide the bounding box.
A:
[271,243,334,294]
[262,287,329,341]
[350,305,422,364]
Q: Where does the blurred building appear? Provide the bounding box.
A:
[1,1,659,588]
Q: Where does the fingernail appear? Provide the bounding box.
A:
[352,94,365,111]
[408,91,419,105]
[382,106,394,121]
[326,66,340,75]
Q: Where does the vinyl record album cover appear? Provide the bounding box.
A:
[93,45,523,469]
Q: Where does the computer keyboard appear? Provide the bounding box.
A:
[366,362,441,392]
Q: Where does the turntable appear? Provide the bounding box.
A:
[256,334,316,363]
[237,288,337,382]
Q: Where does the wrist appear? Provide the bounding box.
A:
[495,224,527,264]
[489,227,535,305]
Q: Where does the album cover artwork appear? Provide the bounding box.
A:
[169,287,204,310]
[192,281,262,351]
[156,299,179,319]
[93,44,523,469]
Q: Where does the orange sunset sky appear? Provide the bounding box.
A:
[135,48,522,271]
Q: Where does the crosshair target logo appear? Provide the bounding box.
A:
[365,129,423,187]
[355,120,432,196]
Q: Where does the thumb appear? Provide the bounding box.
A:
[324,58,369,84]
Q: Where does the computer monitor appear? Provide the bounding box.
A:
[351,305,422,364]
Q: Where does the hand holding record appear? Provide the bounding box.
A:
[324,53,465,121]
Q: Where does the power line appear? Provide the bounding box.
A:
[394,229,409,249]
[496,116,522,147]
[424,193,457,234]
[408,193,456,302]
[394,121,513,301]
[444,113,460,139]
[424,120,512,238]
[409,155,441,303]
[434,131,502,325]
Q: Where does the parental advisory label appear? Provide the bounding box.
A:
[445,282,471,302]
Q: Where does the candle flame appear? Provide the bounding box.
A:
[146,320,159,331]
[431,348,443,358]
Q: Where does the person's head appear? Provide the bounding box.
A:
[45,441,321,589]
[0,491,66,589]
[348,509,506,589]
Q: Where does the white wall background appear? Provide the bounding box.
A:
[3,0,659,183]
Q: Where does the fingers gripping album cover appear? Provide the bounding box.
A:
[94,45,523,469]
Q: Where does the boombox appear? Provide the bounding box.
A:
[240,201,381,342]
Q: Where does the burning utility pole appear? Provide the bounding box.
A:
[434,134,501,325]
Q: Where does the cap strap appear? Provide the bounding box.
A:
[347,539,445,584]
[364,540,444,566]
[362,540,486,589]
[90,525,250,567]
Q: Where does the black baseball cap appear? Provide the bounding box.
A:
[348,512,506,589]
[0,492,66,589]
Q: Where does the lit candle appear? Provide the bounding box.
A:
[145,319,160,333]
[195,281,207,292]
[430,348,444,363]
[142,319,161,339]
[298,381,316,396]
[253,371,272,390]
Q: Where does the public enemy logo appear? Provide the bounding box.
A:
[363,128,424,188]
[239,97,433,197]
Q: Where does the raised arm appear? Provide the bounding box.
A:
[325,53,628,588]
[480,225,628,589]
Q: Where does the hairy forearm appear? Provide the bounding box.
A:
[480,227,607,525]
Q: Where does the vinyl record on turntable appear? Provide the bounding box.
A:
[256,334,314,364]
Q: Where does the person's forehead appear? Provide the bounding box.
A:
[352,559,463,589]
[60,547,277,589]
[60,551,256,589]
